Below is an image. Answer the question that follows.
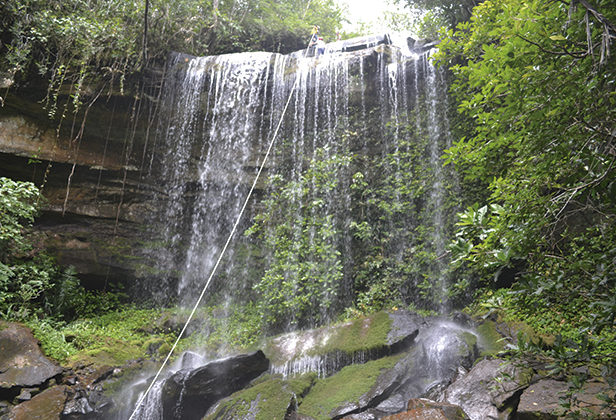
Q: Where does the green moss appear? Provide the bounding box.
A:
[205,377,298,420]
[298,354,402,420]
[142,337,164,355]
[70,337,143,368]
[286,373,317,403]
[504,320,555,347]
[157,342,172,357]
[320,311,391,355]
[460,331,478,356]
[476,321,506,357]
[262,312,393,369]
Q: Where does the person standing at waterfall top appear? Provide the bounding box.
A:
[310,26,320,44]
[309,26,326,57]
[316,37,326,56]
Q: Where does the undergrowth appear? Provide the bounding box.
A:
[469,287,616,418]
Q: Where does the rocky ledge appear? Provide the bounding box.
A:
[3,311,613,420]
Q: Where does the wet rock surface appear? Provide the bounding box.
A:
[2,313,611,420]
[517,378,616,420]
[443,358,533,420]
[0,322,63,389]
[8,386,68,420]
[204,377,298,420]
[161,350,270,420]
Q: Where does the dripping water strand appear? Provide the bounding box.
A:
[128,42,312,420]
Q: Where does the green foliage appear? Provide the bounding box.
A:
[204,376,314,420]
[0,177,40,259]
[248,147,350,331]
[349,116,465,312]
[413,10,449,40]
[178,301,264,355]
[436,0,616,362]
[0,0,344,108]
[437,3,616,415]
[471,287,616,418]
[0,254,55,320]
[399,0,478,29]
[26,307,168,364]
[0,177,127,323]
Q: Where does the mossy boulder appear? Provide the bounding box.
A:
[8,386,68,420]
[475,321,507,357]
[205,374,316,420]
[297,355,404,420]
[67,337,143,370]
[264,311,420,377]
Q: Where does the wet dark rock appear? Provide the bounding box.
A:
[517,379,616,420]
[443,358,533,420]
[16,388,36,402]
[356,353,416,409]
[383,407,449,420]
[406,399,469,420]
[342,412,380,420]
[387,310,425,347]
[384,323,479,404]
[406,38,439,54]
[90,365,115,385]
[0,401,10,412]
[179,351,205,370]
[451,312,473,328]
[0,322,63,389]
[161,350,270,420]
[63,393,94,417]
[8,386,67,420]
[331,401,364,419]
[308,320,480,420]
[340,34,392,53]
[268,312,422,378]
[375,394,407,414]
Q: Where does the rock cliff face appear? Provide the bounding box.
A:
[0,69,162,293]
[0,34,418,298]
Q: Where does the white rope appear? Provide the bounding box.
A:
[128,43,309,420]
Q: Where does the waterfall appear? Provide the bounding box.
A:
[144,34,458,332]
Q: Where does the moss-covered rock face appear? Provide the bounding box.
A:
[475,321,506,357]
[204,374,316,420]
[263,311,422,378]
[68,337,144,369]
[298,355,404,420]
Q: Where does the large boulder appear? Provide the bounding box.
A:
[443,358,533,420]
[406,399,469,420]
[517,378,616,420]
[204,375,314,420]
[8,386,68,420]
[161,350,270,420]
[266,311,422,379]
[0,322,63,389]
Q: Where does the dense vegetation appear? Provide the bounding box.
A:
[430,0,616,408]
[1,0,615,415]
[0,0,344,115]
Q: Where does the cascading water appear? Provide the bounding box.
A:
[119,33,466,420]
[143,34,459,327]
